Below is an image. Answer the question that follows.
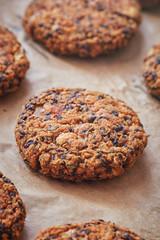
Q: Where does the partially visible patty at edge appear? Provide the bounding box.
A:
[0,26,29,96]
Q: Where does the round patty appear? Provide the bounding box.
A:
[143,44,160,99]
[0,26,29,96]
[35,219,145,240]
[15,88,147,182]
[23,0,141,58]
[0,172,26,240]
[139,0,160,8]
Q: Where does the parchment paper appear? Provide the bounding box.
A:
[0,1,160,239]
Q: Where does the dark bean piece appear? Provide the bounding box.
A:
[24,144,28,149]
[97,2,104,10]
[51,99,58,104]
[34,140,38,145]
[99,116,109,120]
[0,76,6,81]
[144,70,149,75]
[114,125,123,132]
[75,19,80,23]
[45,32,52,39]
[135,129,140,132]
[102,24,108,28]
[25,104,34,110]
[130,149,134,155]
[114,227,119,231]
[98,95,104,99]
[122,232,131,238]
[111,110,118,116]
[99,219,104,222]
[79,107,83,111]
[44,117,51,121]
[66,105,73,111]
[152,72,157,78]
[123,129,127,135]
[80,102,85,105]
[9,192,16,197]
[71,94,76,98]
[40,137,44,141]
[45,111,51,116]
[93,135,96,140]
[140,123,143,128]
[20,131,25,136]
[111,138,118,145]
[59,161,65,165]
[156,57,160,64]
[123,29,130,34]
[124,116,131,121]
[55,28,61,33]
[136,146,141,151]
[88,116,96,123]
[56,115,62,119]
[74,90,79,94]
[69,127,73,132]
[82,129,87,133]
[75,232,80,237]
[3,177,11,183]
[17,200,23,207]
[97,153,102,158]
[49,235,57,239]
[27,140,34,146]
[24,159,30,164]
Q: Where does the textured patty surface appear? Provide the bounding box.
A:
[15,88,147,182]
[0,172,26,240]
[23,0,141,57]
[0,26,29,96]
[35,219,145,240]
[139,0,160,8]
[143,44,160,99]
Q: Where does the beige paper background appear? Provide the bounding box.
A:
[0,1,160,239]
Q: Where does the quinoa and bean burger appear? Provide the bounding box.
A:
[35,219,145,240]
[23,0,142,57]
[15,88,147,182]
